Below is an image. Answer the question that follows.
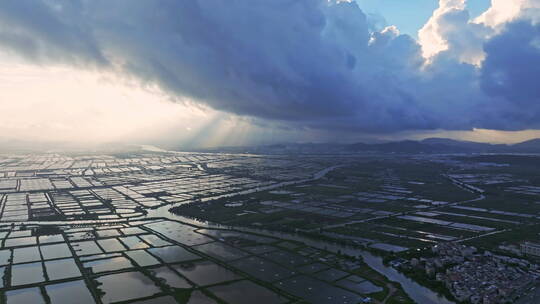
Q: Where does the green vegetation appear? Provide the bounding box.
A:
[398,267,456,303]
[329,226,431,249]
[464,223,540,250]
[374,218,479,238]
[353,262,415,304]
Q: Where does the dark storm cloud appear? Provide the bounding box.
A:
[481,21,540,106]
[0,0,539,133]
[475,20,540,130]
[0,1,107,65]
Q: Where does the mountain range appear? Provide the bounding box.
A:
[194,138,540,154]
[354,138,540,154]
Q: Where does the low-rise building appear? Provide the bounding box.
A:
[398,242,539,304]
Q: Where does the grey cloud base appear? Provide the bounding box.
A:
[0,0,538,133]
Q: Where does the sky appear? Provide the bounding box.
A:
[356,0,491,37]
[0,0,539,148]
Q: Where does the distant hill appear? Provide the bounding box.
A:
[511,139,540,152]
[182,138,540,154]
[421,138,498,151]
[345,138,532,154]
[347,138,540,154]
[347,140,452,153]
